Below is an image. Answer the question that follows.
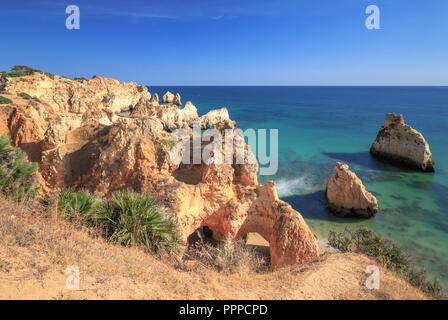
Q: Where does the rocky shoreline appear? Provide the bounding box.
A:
[0,71,438,269]
[0,72,319,268]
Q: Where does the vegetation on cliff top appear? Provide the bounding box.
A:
[0,136,38,202]
[328,228,446,299]
[1,65,42,78]
[1,65,89,81]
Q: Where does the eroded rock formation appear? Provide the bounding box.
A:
[163,91,175,104]
[0,72,319,268]
[199,107,236,130]
[150,93,159,106]
[173,93,182,106]
[370,113,435,172]
[326,162,378,218]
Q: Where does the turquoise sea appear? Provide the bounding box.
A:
[151,86,448,288]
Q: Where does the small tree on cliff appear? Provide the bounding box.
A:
[11,65,41,74]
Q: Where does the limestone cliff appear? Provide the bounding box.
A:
[370,113,435,172]
[0,72,319,268]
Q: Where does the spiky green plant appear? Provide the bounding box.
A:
[0,136,38,202]
[99,191,180,253]
[57,191,102,225]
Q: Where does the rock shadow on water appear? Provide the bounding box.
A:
[281,191,368,224]
[323,151,415,173]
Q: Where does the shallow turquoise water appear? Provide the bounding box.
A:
[152,86,448,288]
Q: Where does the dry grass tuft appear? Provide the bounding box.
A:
[190,238,270,276]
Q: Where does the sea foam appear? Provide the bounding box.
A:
[275,176,316,198]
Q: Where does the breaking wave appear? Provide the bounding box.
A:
[275,175,317,198]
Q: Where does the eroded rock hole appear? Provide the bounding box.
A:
[172,163,203,185]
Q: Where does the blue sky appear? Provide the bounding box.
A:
[0,0,447,85]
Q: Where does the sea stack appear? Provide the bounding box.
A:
[370,113,435,172]
[173,93,182,106]
[163,91,175,104]
[326,162,378,218]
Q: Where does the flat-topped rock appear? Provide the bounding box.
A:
[326,162,378,218]
[370,113,435,172]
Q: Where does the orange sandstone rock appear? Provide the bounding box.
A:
[326,162,378,218]
[0,72,319,267]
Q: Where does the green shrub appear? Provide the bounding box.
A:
[55,190,181,254]
[0,136,38,202]
[18,92,40,103]
[57,190,102,225]
[11,65,41,74]
[44,72,54,80]
[100,191,180,253]
[5,72,26,78]
[328,227,446,299]
[0,96,12,104]
[18,92,32,100]
[74,77,88,81]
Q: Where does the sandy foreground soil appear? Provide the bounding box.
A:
[0,198,427,300]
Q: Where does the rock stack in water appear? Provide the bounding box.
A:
[370,113,435,172]
[162,91,173,104]
[163,91,182,106]
[173,93,182,106]
[326,162,378,218]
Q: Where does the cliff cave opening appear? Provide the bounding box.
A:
[244,232,271,258]
[172,164,203,185]
[187,226,214,249]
